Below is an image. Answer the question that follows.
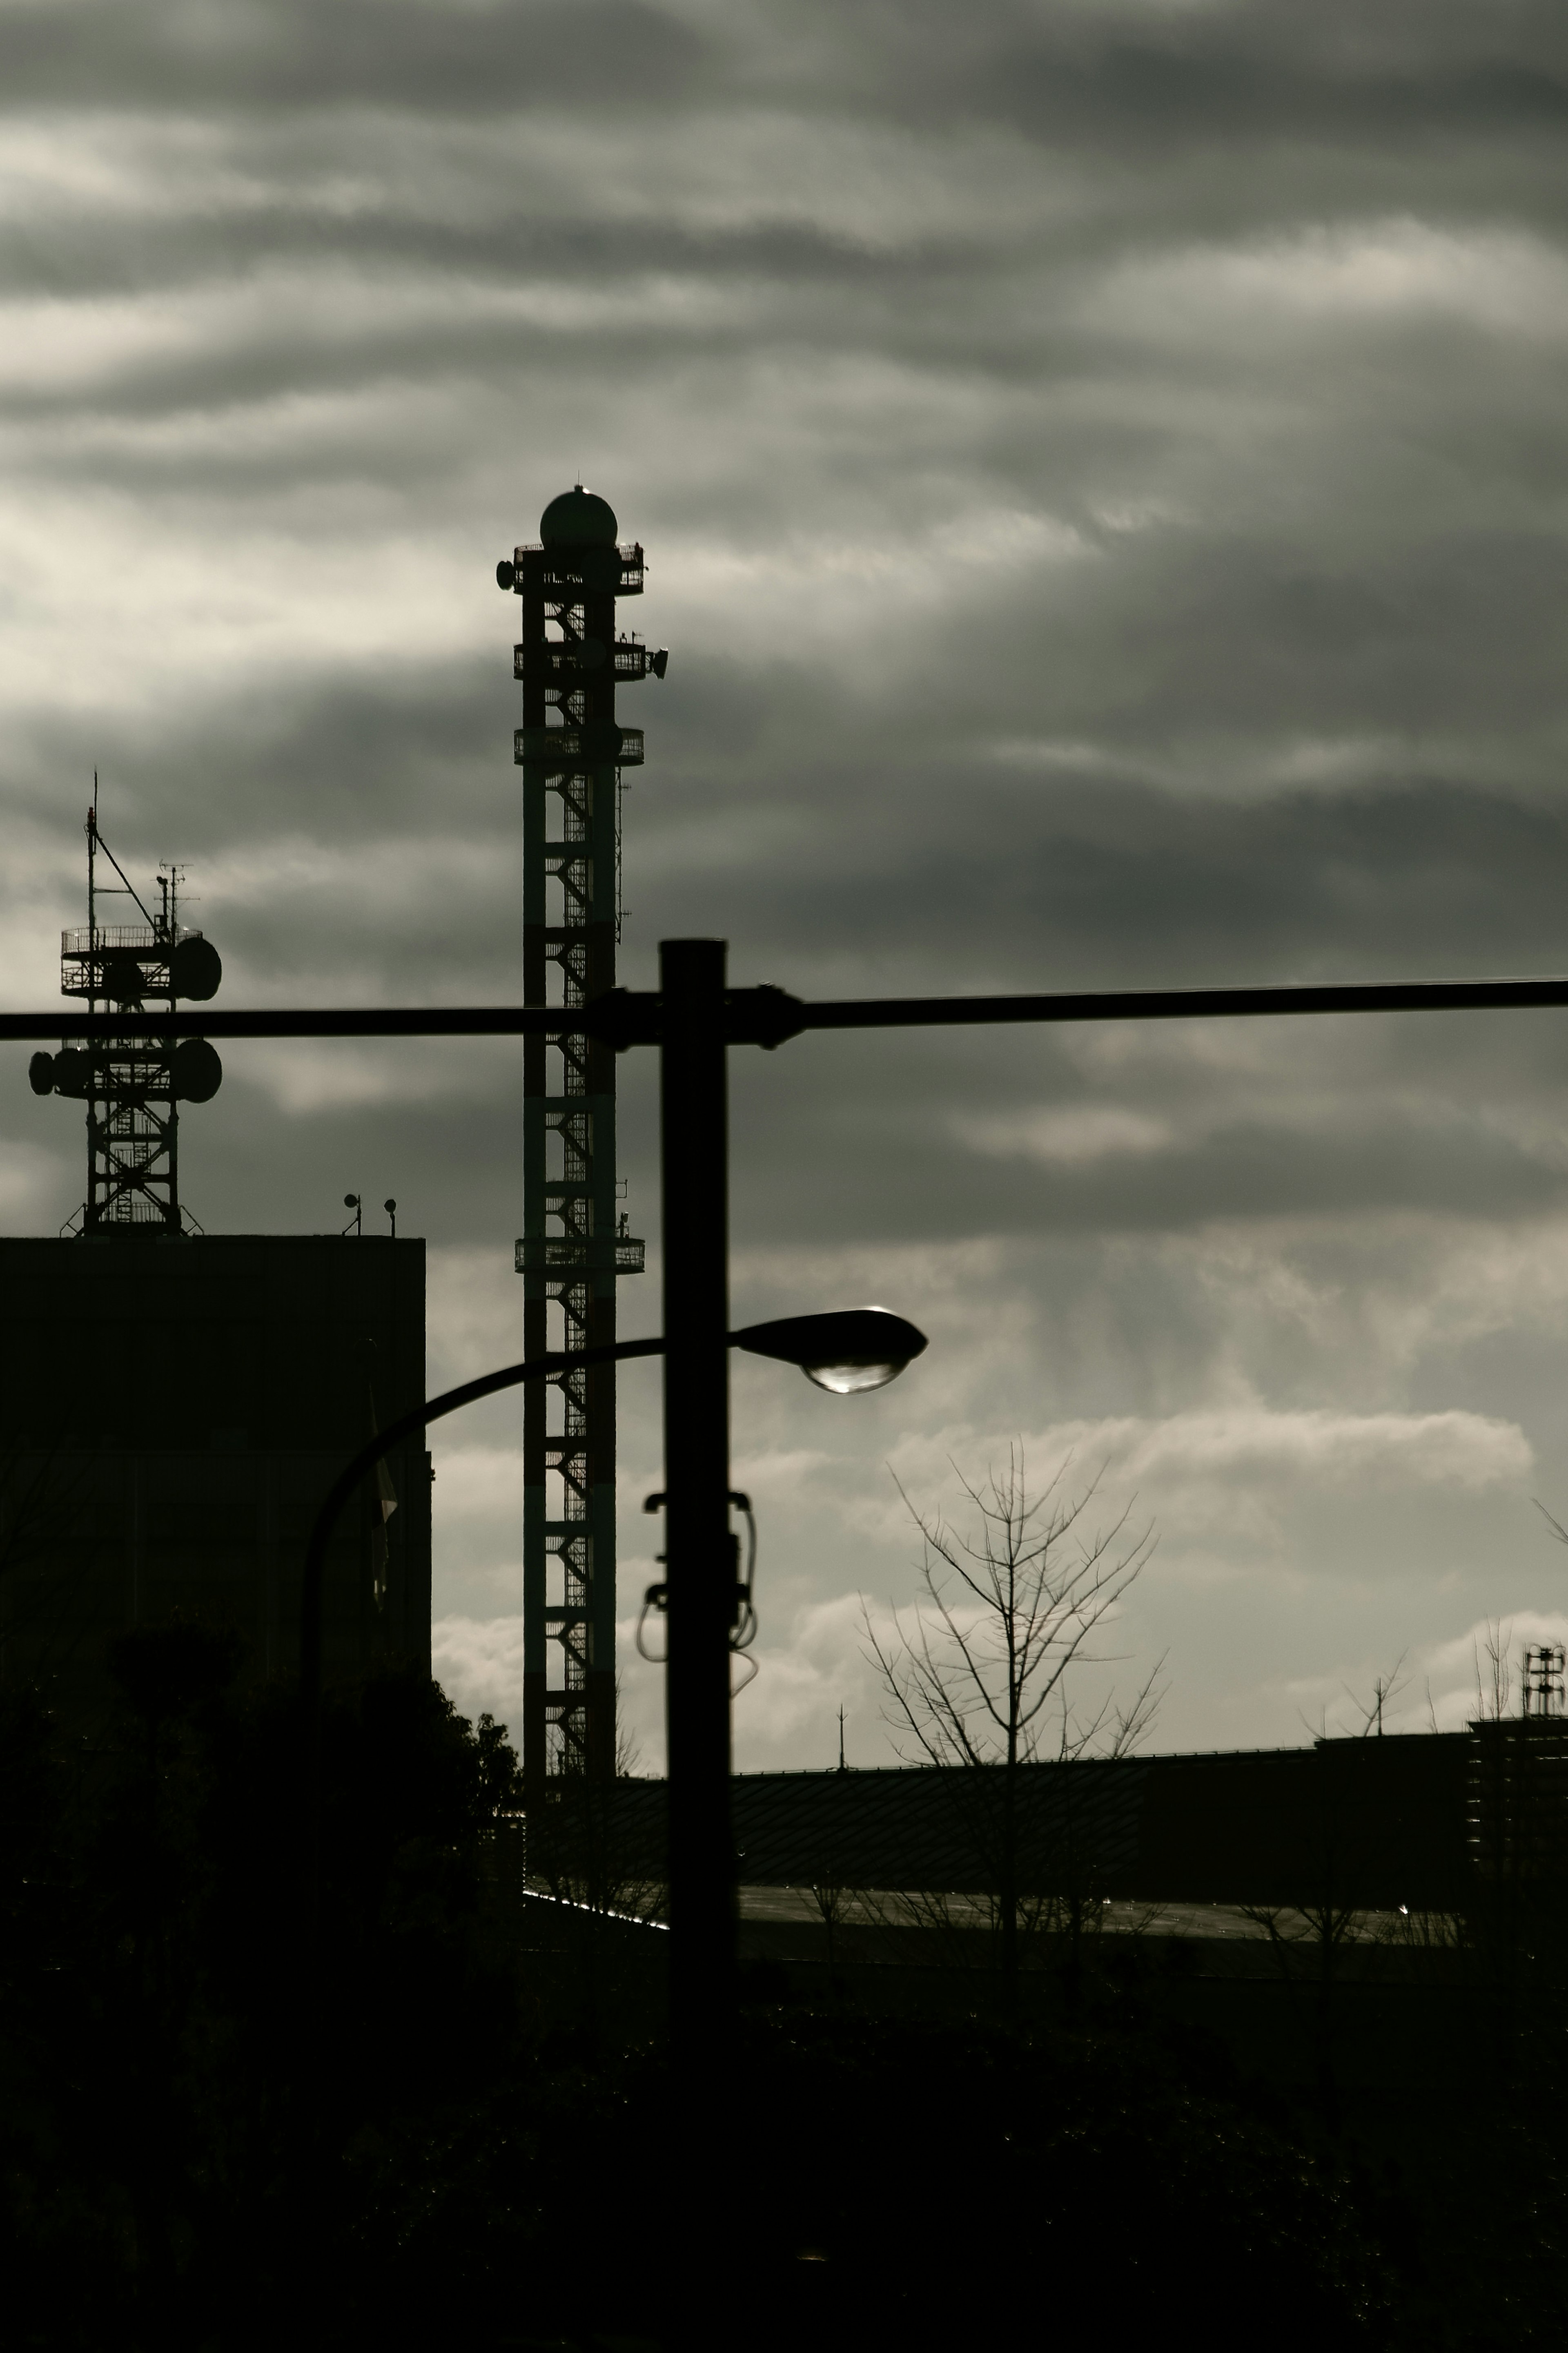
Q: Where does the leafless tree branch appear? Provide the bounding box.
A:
[861,1445,1159,1995]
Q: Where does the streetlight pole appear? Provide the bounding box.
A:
[658,939,736,2068]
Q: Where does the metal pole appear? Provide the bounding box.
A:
[16,967,1568,1047]
[659,938,735,2067]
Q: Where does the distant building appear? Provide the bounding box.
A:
[0,1233,430,1726]
[572,1727,1568,1916]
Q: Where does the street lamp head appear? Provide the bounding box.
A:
[731,1307,927,1394]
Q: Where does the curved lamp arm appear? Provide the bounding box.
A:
[300,1306,927,1713]
[300,1336,663,1714]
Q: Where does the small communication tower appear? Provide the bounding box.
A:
[1522,1644,1566,1719]
[498,486,668,1786]
[29,790,224,1237]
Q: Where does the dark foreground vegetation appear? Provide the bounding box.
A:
[4,1642,1568,2351]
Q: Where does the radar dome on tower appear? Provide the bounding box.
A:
[539,484,619,546]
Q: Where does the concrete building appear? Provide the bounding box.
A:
[0,1233,430,1724]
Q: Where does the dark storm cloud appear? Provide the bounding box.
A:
[12,0,1560,154]
[0,0,710,113]
[633,729,1568,990]
[858,0,1568,149]
[19,660,514,854]
[197,1064,521,1237]
[723,1046,1568,1246]
[0,212,906,312]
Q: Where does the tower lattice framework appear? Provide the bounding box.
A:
[502,488,664,1787]
[31,798,224,1237]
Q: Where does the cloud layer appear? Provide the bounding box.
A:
[3,0,1568,1761]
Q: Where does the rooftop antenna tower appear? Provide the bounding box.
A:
[1522,1644,1566,1719]
[498,488,668,1786]
[28,783,224,1236]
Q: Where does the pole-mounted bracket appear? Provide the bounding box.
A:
[583,983,806,1053]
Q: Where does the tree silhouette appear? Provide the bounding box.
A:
[863,1447,1160,1996]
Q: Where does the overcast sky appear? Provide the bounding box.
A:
[4,0,1568,1768]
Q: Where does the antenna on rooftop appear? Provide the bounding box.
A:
[29,786,223,1237]
[1522,1645,1566,1718]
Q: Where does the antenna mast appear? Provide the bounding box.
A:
[28,792,224,1236]
[499,488,667,1787]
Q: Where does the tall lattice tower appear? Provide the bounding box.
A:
[498,487,666,1787]
[29,794,224,1236]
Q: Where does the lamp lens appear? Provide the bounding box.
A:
[802,1359,906,1395]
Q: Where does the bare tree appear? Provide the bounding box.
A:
[862,1447,1160,1997]
[1299,1652,1412,1744]
[1351,1653,1409,1739]
[1473,1619,1514,1722]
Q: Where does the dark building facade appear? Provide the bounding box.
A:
[0,1234,430,1723]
